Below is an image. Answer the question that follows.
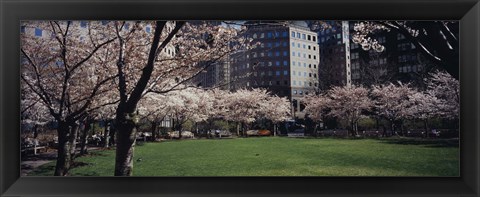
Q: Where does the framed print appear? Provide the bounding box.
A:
[1,0,479,196]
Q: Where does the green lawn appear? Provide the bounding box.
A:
[30,137,459,176]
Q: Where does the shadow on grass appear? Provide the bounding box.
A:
[379,138,459,148]
[29,164,56,176]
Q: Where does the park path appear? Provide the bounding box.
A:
[21,147,102,176]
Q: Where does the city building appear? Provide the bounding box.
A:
[312,20,433,88]
[229,21,320,118]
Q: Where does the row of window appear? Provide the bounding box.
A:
[291,31,317,42]
[258,41,289,48]
[291,51,317,60]
[291,42,317,51]
[246,80,289,87]
[292,80,318,88]
[399,65,422,73]
[292,61,317,69]
[292,71,317,78]
[292,89,310,95]
[251,31,289,39]
[398,54,417,63]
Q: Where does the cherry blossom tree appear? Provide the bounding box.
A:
[326,86,373,137]
[21,21,118,176]
[352,21,459,79]
[406,90,443,138]
[137,93,170,141]
[110,21,251,176]
[371,82,416,136]
[425,71,459,120]
[302,94,330,136]
[222,88,270,136]
[260,96,291,136]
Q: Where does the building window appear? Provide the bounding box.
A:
[302,34,306,39]
[309,73,312,77]
[275,42,280,47]
[291,31,296,37]
[283,51,288,56]
[313,36,316,42]
[308,45,311,50]
[292,51,295,56]
[34,28,42,37]
[260,33,265,38]
[314,64,317,68]
[283,42,288,47]
[284,70,288,75]
[275,51,280,56]
[80,21,88,28]
[276,61,280,66]
[337,33,341,39]
[267,43,272,48]
[303,44,306,49]
[308,54,311,59]
[293,71,296,76]
[276,71,280,76]
[292,42,295,47]
[268,52,273,57]
[293,90,297,94]
[304,72,307,77]
[297,43,300,48]
[275,32,280,37]
[304,63,307,67]
[351,52,359,59]
[282,31,288,37]
[313,55,316,60]
[268,32,273,38]
[307,35,311,41]
[309,64,312,68]
[283,60,288,66]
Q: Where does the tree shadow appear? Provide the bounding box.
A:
[379,138,459,148]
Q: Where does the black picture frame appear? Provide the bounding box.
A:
[1,0,479,196]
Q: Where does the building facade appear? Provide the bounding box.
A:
[313,20,431,89]
[230,21,320,118]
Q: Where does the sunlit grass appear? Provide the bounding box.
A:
[30,137,459,176]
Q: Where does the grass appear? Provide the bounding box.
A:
[30,137,459,176]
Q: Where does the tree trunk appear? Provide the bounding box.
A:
[109,123,116,147]
[424,119,429,138]
[80,119,91,155]
[54,121,71,176]
[80,120,90,155]
[236,122,240,137]
[390,120,395,136]
[114,116,137,176]
[68,122,79,163]
[103,120,110,148]
[151,121,157,141]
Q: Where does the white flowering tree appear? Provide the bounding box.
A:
[302,94,330,136]
[21,21,118,176]
[137,93,170,141]
[425,71,459,120]
[352,21,459,79]
[326,86,373,137]
[109,21,251,176]
[222,88,270,136]
[371,82,416,136]
[406,90,443,138]
[260,96,291,136]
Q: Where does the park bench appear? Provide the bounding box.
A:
[21,145,46,155]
